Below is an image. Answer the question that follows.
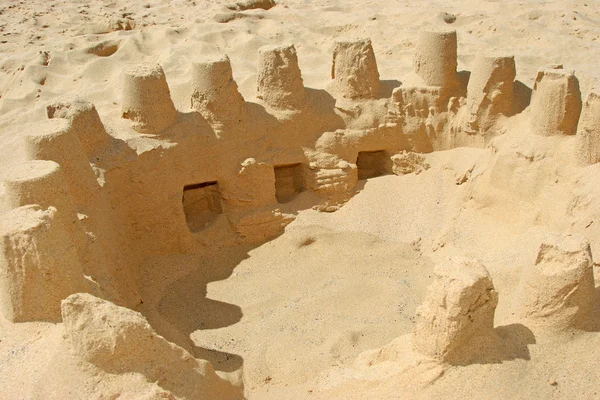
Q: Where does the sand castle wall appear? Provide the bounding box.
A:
[0,31,596,325]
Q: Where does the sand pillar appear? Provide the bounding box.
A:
[466,55,516,132]
[529,68,582,136]
[256,44,305,110]
[0,205,87,322]
[191,54,246,132]
[414,28,458,88]
[46,97,111,157]
[576,89,600,165]
[23,119,98,210]
[3,160,78,223]
[121,64,178,134]
[516,233,596,329]
[331,38,380,99]
[413,257,498,361]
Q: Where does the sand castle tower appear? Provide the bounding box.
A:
[191,54,247,132]
[23,118,98,211]
[529,68,582,136]
[516,233,596,330]
[0,205,87,322]
[413,257,498,361]
[3,160,78,223]
[256,44,305,110]
[46,97,112,157]
[413,28,458,89]
[575,88,600,165]
[121,64,178,134]
[330,38,380,99]
[466,55,516,132]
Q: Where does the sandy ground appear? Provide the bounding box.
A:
[2,0,600,399]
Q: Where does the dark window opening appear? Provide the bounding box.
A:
[356,151,391,180]
[182,181,222,232]
[274,164,305,203]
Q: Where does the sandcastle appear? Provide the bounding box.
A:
[2,24,599,398]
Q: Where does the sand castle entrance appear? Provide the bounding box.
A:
[274,163,305,203]
[356,151,390,180]
[182,181,223,231]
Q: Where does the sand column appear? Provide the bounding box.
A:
[46,97,111,157]
[529,68,582,136]
[576,89,600,165]
[23,119,98,211]
[122,64,178,134]
[413,257,498,361]
[516,233,596,330]
[0,205,87,322]
[191,54,246,132]
[3,160,78,222]
[466,55,516,132]
[331,38,380,99]
[256,44,305,110]
[414,28,458,88]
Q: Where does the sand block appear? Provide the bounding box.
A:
[414,28,458,88]
[223,158,276,209]
[0,205,87,322]
[466,55,516,132]
[331,38,380,99]
[576,89,600,165]
[257,44,305,110]
[61,293,243,399]
[530,68,582,136]
[121,64,178,134]
[46,97,111,157]
[191,54,246,132]
[413,257,498,361]
[516,233,596,329]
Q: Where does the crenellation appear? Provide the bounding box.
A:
[191,54,247,134]
[330,38,380,100]
[256,44,306,110]
[529,68,582,136]
[121,64,179,134]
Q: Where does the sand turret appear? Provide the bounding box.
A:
[121,64,178,134]
[256,44,305,110]
[46,97,111,157]
[3,160,78,222]
[575,89,600,165]
[191,54,246,132]
[23,119,98,210]
[330,38,380,99]
[414,28,458,89]
[413,257,498,362]
[516,233,596,330]
[466,55,516,132]
[0,205,87,322]
[529,68,582,136]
